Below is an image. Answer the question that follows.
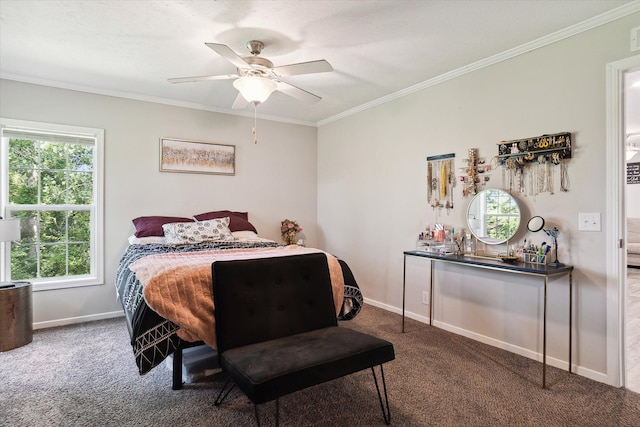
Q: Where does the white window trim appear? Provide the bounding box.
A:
[1,118,104,291]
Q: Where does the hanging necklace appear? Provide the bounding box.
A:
[560,161,570,192]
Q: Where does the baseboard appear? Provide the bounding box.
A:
[434,320,570,369]
[33,310,124,330]
[573,365,609,384]
[364,297,430,324]
[363,297,610,385]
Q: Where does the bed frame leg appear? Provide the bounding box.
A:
[172,348,183,390]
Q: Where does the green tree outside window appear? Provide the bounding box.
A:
[7,138,93,281]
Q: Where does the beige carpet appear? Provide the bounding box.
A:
[627,267,640,393]
[1,305,639,426]
[628,267,640,297]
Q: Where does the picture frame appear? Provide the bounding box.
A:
[628,162,640,184]
[160,138,235,175]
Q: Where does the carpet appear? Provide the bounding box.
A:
[1,305,639,426]
[629,268,640,297]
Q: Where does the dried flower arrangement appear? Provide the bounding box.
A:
[280,219,302,245]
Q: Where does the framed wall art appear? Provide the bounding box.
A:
[160,138,235,175]
[628,162,640,184]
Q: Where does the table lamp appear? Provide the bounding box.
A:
[0,216,21,282]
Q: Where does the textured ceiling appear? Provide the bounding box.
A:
[0,0,638,125]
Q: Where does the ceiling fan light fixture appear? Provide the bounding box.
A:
[233,76,277,104]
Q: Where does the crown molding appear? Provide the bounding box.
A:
[2,1,638,129]
[0,73,317,128]
[318,1,640,127]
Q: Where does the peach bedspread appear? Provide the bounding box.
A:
[129,245,344,348]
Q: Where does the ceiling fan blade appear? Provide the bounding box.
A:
[272,60,333,77]
[275,81,322,103]
[232,92,249,109]
[205,43,251,69]
[168,74,237,84]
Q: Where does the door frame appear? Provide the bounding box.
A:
[606,54,640,388]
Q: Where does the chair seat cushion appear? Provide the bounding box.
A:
[220,326,395,404]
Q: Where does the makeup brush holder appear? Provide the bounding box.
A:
[523,251,547,264]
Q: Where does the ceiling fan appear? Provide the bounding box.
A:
[168,40,333,109]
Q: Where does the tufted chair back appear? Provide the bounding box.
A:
[211,253,338,354]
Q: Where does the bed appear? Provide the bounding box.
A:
[114,211,363,382]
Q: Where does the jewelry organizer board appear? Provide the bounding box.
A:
[497,132,571,196]
[426,153,455,215]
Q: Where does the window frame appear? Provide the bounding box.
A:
[1,118,104,291]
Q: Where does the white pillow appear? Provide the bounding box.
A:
[231,230,276,243]
[231,230,260,240]
[162,218,235,244]
[128,235,167,245]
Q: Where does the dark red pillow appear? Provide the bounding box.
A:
[193,211,257,233]
[132,216,193,237]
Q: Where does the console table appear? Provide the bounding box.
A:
[402,251,574,388]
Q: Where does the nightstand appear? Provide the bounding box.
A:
[0,281,33,351]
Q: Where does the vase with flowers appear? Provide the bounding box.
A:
[280,219,302,245]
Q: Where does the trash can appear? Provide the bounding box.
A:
[0,281,33,351]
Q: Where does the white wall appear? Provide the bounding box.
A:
[628,158,640,217]
[318,12,640,383]
[0,80,319,327]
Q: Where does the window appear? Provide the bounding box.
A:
[483,189,519,240]
[1,118,104,291]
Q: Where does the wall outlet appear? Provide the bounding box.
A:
[578,212,601,232]
[422,291,429,305]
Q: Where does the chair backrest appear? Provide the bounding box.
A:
[212,253,338,353]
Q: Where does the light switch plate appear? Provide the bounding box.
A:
[422,291,429,305]
[579,212,601,231]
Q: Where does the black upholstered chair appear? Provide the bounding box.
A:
[211,253,395,426]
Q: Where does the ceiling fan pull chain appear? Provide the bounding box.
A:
[253,103,258,144]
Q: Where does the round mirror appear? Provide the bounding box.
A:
[466,189,521,244]
[527,216,545,232]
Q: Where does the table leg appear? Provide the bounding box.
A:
[569,271,573,374]
[402,255,406,333]
[430,259,434,326]
[543,276,548,388]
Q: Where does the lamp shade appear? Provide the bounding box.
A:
[233,76,277,104]
[0,218,21,242]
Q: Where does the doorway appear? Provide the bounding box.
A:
[605,54,640,390]
[624,68,640,393]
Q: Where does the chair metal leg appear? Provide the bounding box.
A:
[214,377,235,407]
[253,398,279,427]
[371,365,391,425]
[253,404,261,427]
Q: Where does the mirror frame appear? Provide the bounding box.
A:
[466,188,521,245]
[527,216,545,232]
